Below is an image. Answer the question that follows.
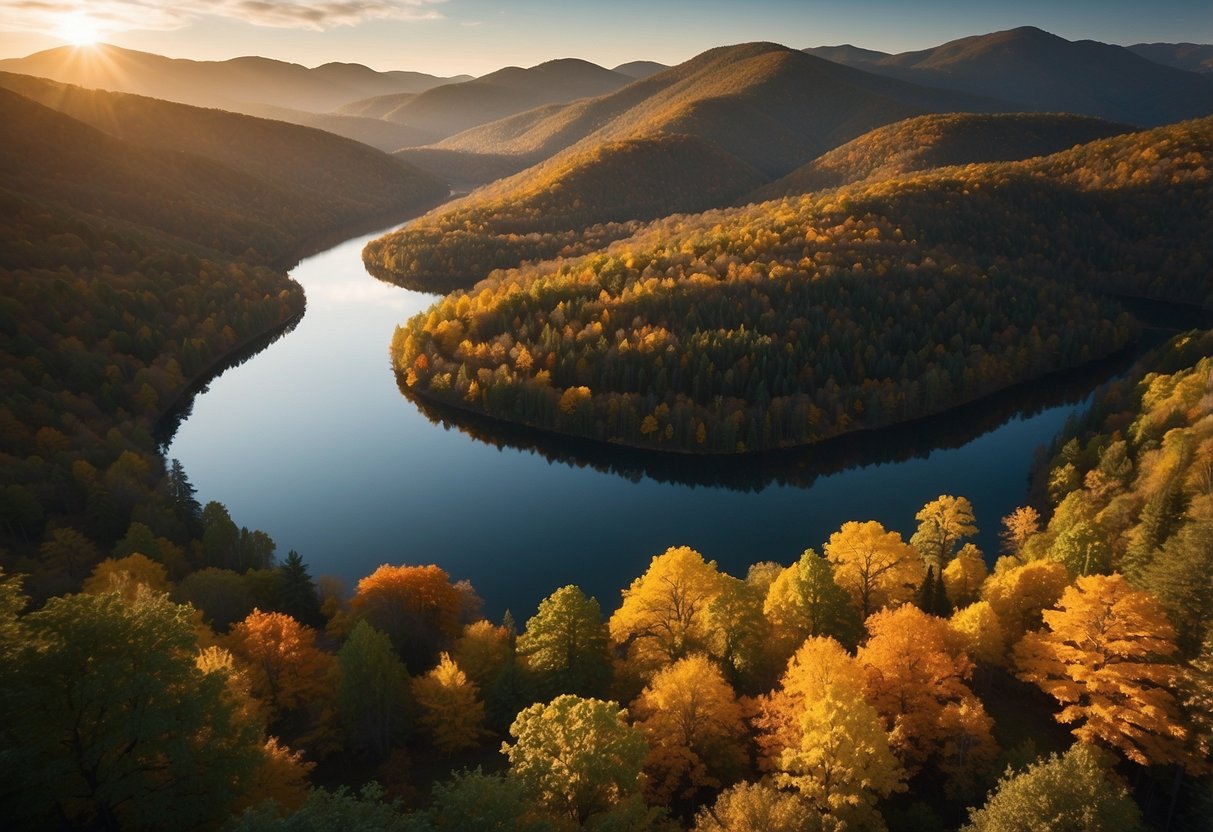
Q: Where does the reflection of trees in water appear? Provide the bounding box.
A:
[400,345,1145,495]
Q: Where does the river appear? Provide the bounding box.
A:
[163,223,1178,620]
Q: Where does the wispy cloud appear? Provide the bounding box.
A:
[0,0,446,34]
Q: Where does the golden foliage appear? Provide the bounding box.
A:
[823,520,922,618]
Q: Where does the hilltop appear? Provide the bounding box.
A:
[372,41,1002,290]
[0,43,464,112]
[0,72,446,254]
[806,26,1213,126]
[750,112,1131,201]
[391,118,1212,453]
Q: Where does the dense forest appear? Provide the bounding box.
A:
[0,82,444,600]
[4,332,1211,830]
[389,118,1212,453]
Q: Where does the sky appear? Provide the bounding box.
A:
[0,0,1210,76]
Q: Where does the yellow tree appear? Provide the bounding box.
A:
[1013,573,1195,769]
[631,653,747,802]
[83,554,170,600]
[942,544,988,609]
[999,505,1041,557]
[411,652,486,755]
[754,636,868,769]
[452,619,512,689]
[776,691,905,831]
[949,601,1006,667]
[224,610,334,720]
[981,560,1070,645]
[692,781,819,832]
[911,495,978,573]
[858,606,997,785]
[823,520,922,618]
[609,546,725,675]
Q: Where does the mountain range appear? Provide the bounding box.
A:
[803,26,1213,126]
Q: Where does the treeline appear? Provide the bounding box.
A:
[391,117,1211,453]
[5,454,1210,828]
[365,134,765,292]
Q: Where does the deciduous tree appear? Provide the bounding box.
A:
[82,553,170,599]
[502,695,647,824]
[942,543,988,609]
[981,560,1070,644]
[824,520,921,618]
[411,652,486,754]
[962,743,1143,832]
[631,654,747,802]
[858,605,997,784]
[692,781,821,832]
[609,546,725,674]
[1013,573,1194,768]
[911,495,978,572]
[517,584,611,698]
[352,564,465,672]
[764,549,859,654]
[225,609,334,720]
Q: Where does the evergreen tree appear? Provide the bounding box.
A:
[278,550,323,628]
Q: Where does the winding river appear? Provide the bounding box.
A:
[163,222,1184,619]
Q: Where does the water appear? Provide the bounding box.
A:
[164,223,1152,620]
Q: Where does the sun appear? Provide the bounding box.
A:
[55,12,102,46]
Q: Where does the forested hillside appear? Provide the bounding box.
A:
[391,118,1212,452]
[0,81,444,600]
[750,112,1130,201]
[0,72,447,251]
[369,42,1003,290]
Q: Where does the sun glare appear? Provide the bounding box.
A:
[55,13,102,46]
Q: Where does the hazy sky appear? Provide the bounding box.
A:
[0,0,1210,76]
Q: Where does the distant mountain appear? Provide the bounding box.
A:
[1128,42,1213,75]
[803,45,892,64]
[341,59,634,142]
[0,72,447,260]
[0,44,464,114]
[428,42,1002,179]
[612,61,669,79]
[806,27,1213,126]
[371,42,1005,290]
[750,112,1132,201]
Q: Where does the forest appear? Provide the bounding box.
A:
[390,117,1212,453]
[3,330,1211,830]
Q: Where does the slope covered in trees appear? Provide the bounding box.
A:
[807,26,1213,126]
[365,133,766,291]
[370,42,1002,289]
[0,73,447,256]
[0,79,442,599]
[750,112,1130,202]
[1129,42,1213,75]
[389,118,1212,453]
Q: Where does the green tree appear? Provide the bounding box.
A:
[175,566,254,631]
[0,588,263,830]
[425,768,549,832]
[278,550,324,628]
[763,549,860,653]
[517,585,612,698]
[1139,521,1213,657]
[693,781,821,832]
[962,744,1143,832]
[502,695,647,825]
[1049,521,1112,577]
[337,621,412,759]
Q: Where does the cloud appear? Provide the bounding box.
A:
[0,0,446,34]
